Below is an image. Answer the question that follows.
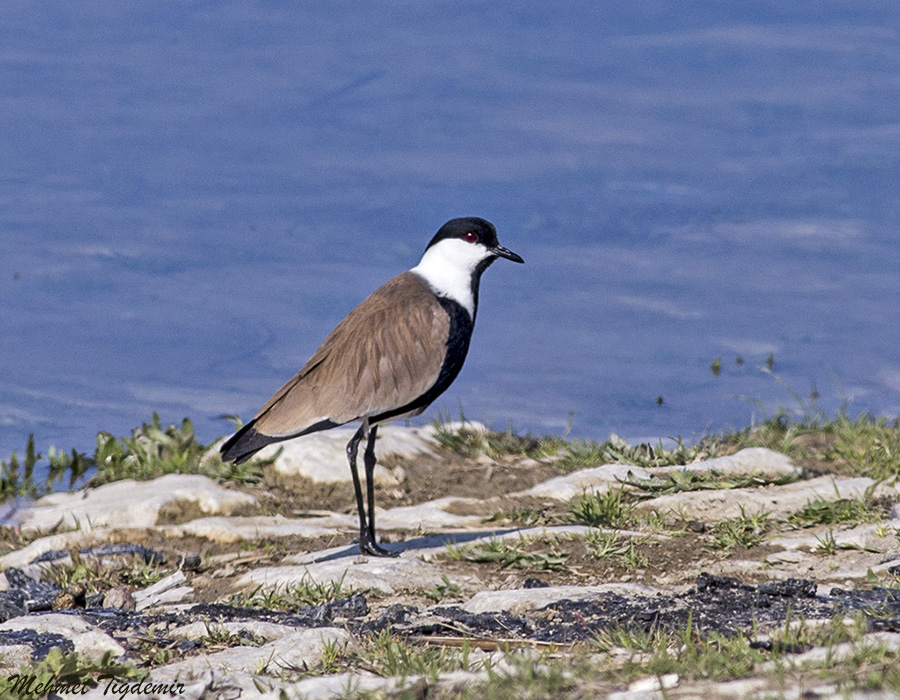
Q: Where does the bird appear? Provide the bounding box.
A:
[220,217,524,556]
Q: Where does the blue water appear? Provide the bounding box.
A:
[2,2,900,464]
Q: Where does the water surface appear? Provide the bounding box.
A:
[2,2,899,462]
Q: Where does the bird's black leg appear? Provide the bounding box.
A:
[362,425,397,557]
[345,424,369,551]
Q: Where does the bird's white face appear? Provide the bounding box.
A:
[410,238,495,316]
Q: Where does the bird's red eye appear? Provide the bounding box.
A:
[464,231,478,243]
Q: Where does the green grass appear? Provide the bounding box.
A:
[367,629,477,680]
[620,467,798,496]
[0,435,90,503]
[552,433,723,472]
[707,506,773,551]
[788,490,884,528]
[0,413,276,504]
[568,488,636,529]
[486,505,556,528]
[445,536,569,571]
[445,652,578,700]
[431,415,722,472]
[729,411,900,481]
[430,414,561,460]
[92,413,272,486]
[229,571,358,610]
[298,628,481,683]
[585,530,650,571]
[426,575,463,604]
[199,623,266,650]
[1,648,147,697]
[40,549,169,595]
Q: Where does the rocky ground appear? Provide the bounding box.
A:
[1,419,899,699]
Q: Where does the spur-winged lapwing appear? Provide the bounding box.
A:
[220,217,524,556]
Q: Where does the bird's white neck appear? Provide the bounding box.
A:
[410,238,489,317]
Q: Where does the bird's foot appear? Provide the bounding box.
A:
[359,535,399,558]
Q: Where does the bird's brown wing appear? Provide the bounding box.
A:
[252,272,449,437]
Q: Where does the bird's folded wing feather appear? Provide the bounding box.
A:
[252,272,449,437]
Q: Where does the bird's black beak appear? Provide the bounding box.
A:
[493,245,524,264]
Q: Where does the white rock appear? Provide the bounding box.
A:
[134,571,192,611]
[513,464,652,501]
[649,447,798,478]
[285,670,483,700]
[0,645,34,673]
[252,424,437,485]
[782,632,900,667]
[286,671,414,699]
[639,476,876,522]
[629,673,679,692]
[461,583,660,615]
[705,678,771,698]
[237,555,447,595]
[169,620,296,643]
[768,523,884,553]
[153,627,350,678]
[10,474,257,534]
[404,525,608,562]
[0,613,126,659]
[163,514,348,544]
[375,497,486,531]
[0,530,99,570]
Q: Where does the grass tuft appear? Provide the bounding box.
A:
[788,493,884,528]
[707,506,772,551]
[445,537,569,571]
[0,435,91,504]
[229,572,356,610]
[568,488,636,529]
[430,414,561,460]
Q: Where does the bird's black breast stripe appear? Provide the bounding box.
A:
[369,296,473,424]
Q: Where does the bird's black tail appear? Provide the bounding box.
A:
[220,420,281,465]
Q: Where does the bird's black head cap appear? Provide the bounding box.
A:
[426,217,524,265]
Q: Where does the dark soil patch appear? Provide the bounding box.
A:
[245,450,565,519]
[426,528,796,598]
[367,574,900,644]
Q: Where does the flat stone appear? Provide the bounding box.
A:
[461,583,660,614]
[405,525,623,562]
[285,670,486,699]
[513,464,653,501]
[628,673,679,692]
[0,644,34,673]
[637,476,876,522]
[133,571,192,611]
[249,424,438,485]
[375,497,486,531]
[0,613,126,660]
[10,474,258,534]
[286,671,418,699]
[237,555,449,595]
[766,550,805,563]
[768,523,885,553]
[780,632,900,667]
[648,447,798,478]
[152,627,350,678]
[169,620,296,643]
[163,514,348,544]
[0,530,98,571]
